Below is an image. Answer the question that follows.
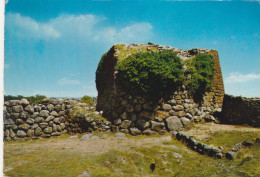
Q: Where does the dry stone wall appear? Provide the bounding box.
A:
[219,94,260,127]
[3,98,110,141]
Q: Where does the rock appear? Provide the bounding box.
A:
[4,129,10,138]
[50,98,60,105]
[180,117,191,128]
[162,104,172,111]
[20,98,29,105]
[16,119,24,125]
[35,127,42,136]
[31,124,39,129]
[17,130,26,137]
[25,105,34,113]
[215,153,223,159]
[39,110,49,118]
[46,116,55,122]
[119,120,132,129]
[143,129,158,135]
[44,127,53,134]
[9,100,20,106]
[55,104,62,112]
[172,105,184,111]
[173,153,182,159]
[53,118,60,124]
[242,141,253,147]
[165,116,183,131]
[27,129,34,137]
[35,117,44,123]
[39,122,49,128]
[136,119,150,130]
[151,121,165,131]
[51,132,61,136]
[111,125,119,132]
[11,113,19,119]
[47,104,55,112]
[58,111,66,116]
[140,111,154,119]
[113,118,122,125]
[26,118,34,125]
[81,134,93,141]
[10,129,16,138]
[68,135,78,139]
[154,111,169,121]
[120,129,129,134]
[255,138,260,144]
[34,105,41,112]
[43,98,50,104]
[32,112,39,118]
[60,123,66,130]
[19,111,28,119]
[53,124,57,132]
[18,123,30,130]
[50,111,58,117]
[168,99,176,105]
[226,151,236,160]
[232,143,242,152]
[12,105,23,113]
[57,125,62,132]
[115,132,126,139]
[129,128,141,136]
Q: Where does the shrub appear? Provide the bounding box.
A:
[115,50,184,99]
[80,95,94,105]
[185,53,215,101]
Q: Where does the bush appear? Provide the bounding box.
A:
[185,53,215,101]
[80,95,94,105]
[115,50,184,98]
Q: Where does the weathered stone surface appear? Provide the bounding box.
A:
[31,124,39,129]
[136,119,150,130]
[18,123,30,130]
[120,112,127,120]
[53,124,57,132]
[9,100,20,106]
[50,111,58,117]
[17,130,26,137]
[51,132,61,136]
[55,105,62,112]
[58,111,66,116]
[44,127,53,134]
[154,111,169,121]
[34,105,41,112]
[162,104,172,111]
[45,116,54,122]
[12,105,23,113]
[120,129,129,134]
[50,98,60,105]
[57,125,62,132]
[27,129,34,137]
[39,110,49,118]
[180,117,191,128]
[143,129,158,135]
[26,118,34,125]
[172,105,184,111]
[165,116,183,131]
[35,127,42,136]
[16,119,24,125]
[10,129,16,138]
[47,104,55,112]
[25,105,34,113]
[39,122,49,128]
[53,118,60,124]
[60,123,66,130]
[35,117,44,123]
[11,113,19,119]
[120,120,132,129]
[151,121,165,131]
[20,98,29,105]
[130,128,141,136]
[226,151,236,160]
[32,112,39,118]
[19,111,28,119]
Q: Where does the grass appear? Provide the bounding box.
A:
[4,128,260,177]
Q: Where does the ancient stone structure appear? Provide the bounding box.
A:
[96,43,225,134]
[3,98,110,141]
[219,94,260,127]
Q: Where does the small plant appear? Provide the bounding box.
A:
[115,50,184,99]
[80,95,94,105]
[185,53,215,102]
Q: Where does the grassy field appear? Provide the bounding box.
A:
[4,123,260,177]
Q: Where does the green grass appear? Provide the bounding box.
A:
[4,131,260,177]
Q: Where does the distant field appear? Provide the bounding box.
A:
[4,123,260,177]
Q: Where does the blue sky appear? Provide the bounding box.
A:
[4,0,260,98]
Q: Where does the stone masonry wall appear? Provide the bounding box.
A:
[96,43,225,126]
[3,98,110,141]
[219,94,260,127]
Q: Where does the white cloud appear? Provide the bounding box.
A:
[6,13,153,44]
[225,72,260,83]
[58,77,81,85]
[6,13,60,40]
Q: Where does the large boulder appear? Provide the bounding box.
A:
[165,116,183,131]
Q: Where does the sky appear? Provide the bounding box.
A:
[3,0,260,98]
